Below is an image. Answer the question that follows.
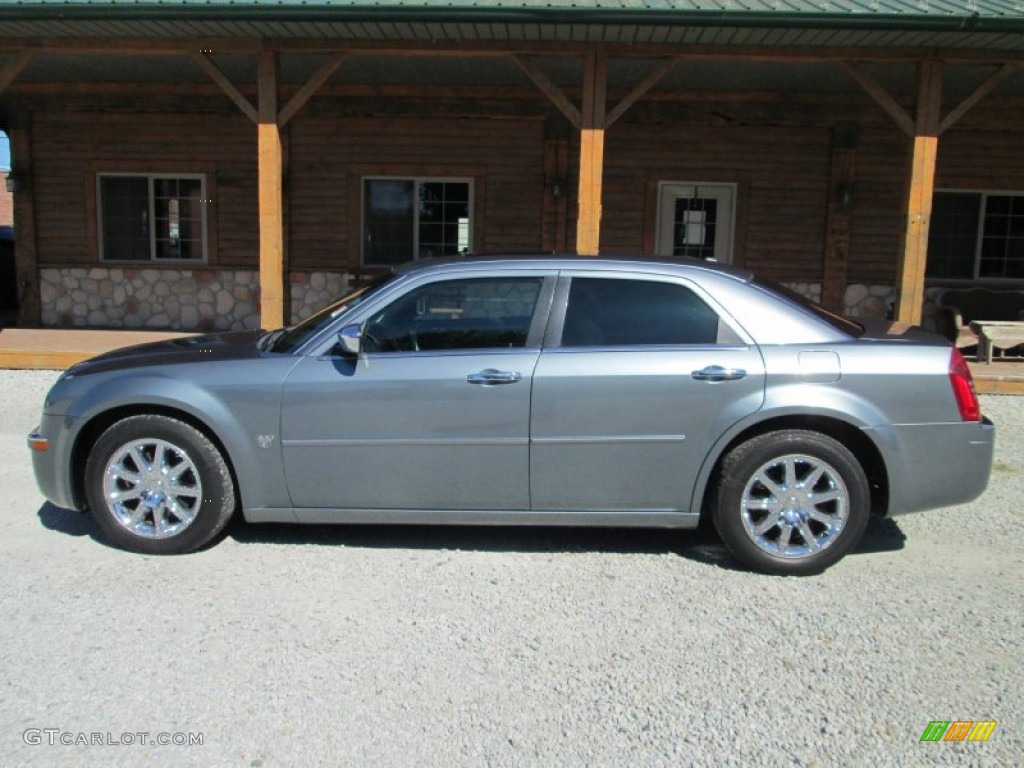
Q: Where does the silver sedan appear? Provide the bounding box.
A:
[29,256,995,575]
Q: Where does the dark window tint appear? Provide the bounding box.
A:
[927,190,1024,280]
[100,176,150,261]
[99,174,205,262]
[363,179,472,266]
[561,278,727,347]
[672,197,717,260]
[927,192,980,279]
[364,277,543,352]
[363,180,415,266]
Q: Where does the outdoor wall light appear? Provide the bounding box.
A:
[5,172,17,194]
[548,177,566,200]
[836,182,856,212]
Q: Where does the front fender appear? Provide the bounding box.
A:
[56,367,292,512]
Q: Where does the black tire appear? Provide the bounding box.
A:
[713,430,870,576]
[84,415,236,555]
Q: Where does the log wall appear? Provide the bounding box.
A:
[17,88,1024,292]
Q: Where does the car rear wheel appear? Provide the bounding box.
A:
[84,415,236,554]
[713,430,870,576]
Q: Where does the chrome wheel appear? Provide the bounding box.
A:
[102,438,203,539]
[739,453,849,559]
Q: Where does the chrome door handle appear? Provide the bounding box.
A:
[467,369,523,385]
[692,366,747,382]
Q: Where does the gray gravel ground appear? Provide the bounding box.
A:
[0,368,1021,767]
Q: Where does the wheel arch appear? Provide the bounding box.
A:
[696,413,890,520]
[70,404,241,514]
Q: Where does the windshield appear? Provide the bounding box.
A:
[752,277,865,338]
[266,274,399,353]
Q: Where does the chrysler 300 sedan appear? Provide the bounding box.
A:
[29,256,995,575]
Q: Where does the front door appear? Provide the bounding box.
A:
[656,182,737,262]
[280,272,554,511]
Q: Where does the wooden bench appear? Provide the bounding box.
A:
[935,288,1024,353]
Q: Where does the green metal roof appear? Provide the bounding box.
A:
[0,0,1021,25]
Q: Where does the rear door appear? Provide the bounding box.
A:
[530,273,765,513]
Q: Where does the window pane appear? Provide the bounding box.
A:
[100,176,150,261]
[978,194,1024,279]
[927,192,981,279]
[363,277,543,352]
[672,198,717,260]
[364,180,415,266]
[561,278,724,347]
[154,178,203,260]
[418,181,470,259]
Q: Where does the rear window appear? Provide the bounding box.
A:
[752,278,865,338]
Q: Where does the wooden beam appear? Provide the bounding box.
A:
[9,112,40,327]
[939,63,1018,135]
[190,51,258,123]
[511,54,581,129]
[576,52,607,257]
[605,57,677,128]
[843,61,915,137]
[895,60,943,326]
[278,51,346,127]
[0,50,33,95]
[4,38,1024,66]
[257,51,285,330]
[821,126,858,313]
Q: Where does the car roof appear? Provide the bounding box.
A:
[392,253,754,282]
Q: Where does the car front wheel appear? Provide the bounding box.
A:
[713,430,870,576]
[84,415,236,554]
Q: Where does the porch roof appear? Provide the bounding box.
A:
[0,0,1022,53]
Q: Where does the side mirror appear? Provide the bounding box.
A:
[337,323,362,357]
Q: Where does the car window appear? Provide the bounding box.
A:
[363,276,544,353]
[560,277,740,347]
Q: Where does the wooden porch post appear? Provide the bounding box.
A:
[576,53,607,256]
[895,61,943,325]
[257,51,285,330]
[821,124,858,313]
[9,112,39,327]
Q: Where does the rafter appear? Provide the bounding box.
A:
[189,51,258,123]
[843,61,915,137]
[511,54,581,129]
[939,63,1018,134]
[278,51,346,127]
[0,50,33,95]
[606,57,677,128]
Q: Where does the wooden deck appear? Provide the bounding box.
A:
[0,328,195,370]
[0,327,1022,395]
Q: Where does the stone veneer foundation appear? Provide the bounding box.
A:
[39,268,353,331]
[39,269,945,335]
[784,282,946,334]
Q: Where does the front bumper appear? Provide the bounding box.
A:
[29,412,82,511]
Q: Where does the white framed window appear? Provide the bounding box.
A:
[362,177,473,267]
[928,190,1024,280]
[97,173,207,262]
[654,182,737,263]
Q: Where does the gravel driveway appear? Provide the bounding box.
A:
[1,368,1021,767]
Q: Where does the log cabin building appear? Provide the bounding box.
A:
[0,1,1023,334]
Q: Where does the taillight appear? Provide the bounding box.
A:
[949,348,981,422]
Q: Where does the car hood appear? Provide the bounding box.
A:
[64,330,266,377]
